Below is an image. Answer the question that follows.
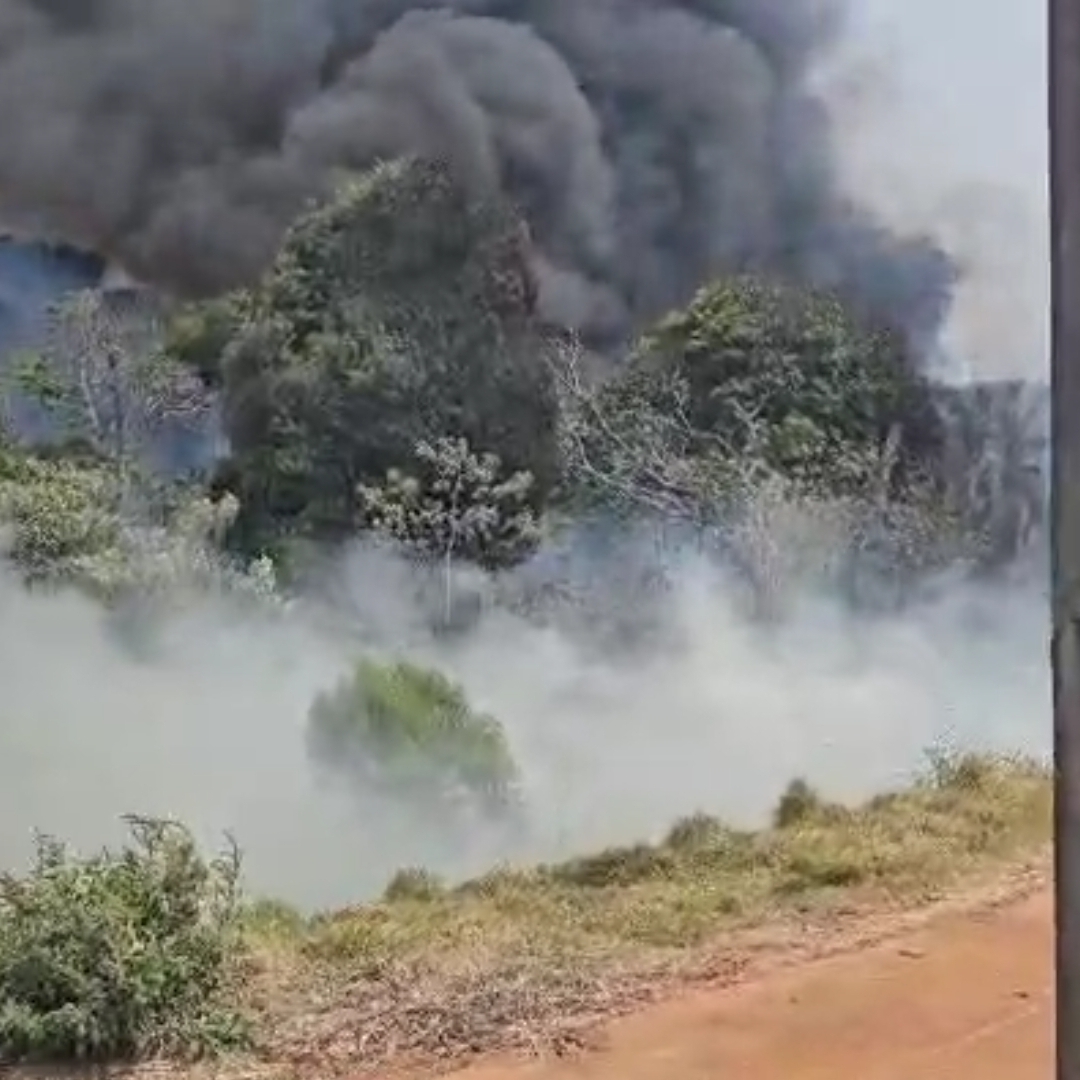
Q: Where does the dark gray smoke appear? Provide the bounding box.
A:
[0,0,954,348]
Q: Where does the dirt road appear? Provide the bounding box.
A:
[454,888,1053,1080]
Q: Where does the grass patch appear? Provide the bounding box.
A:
[286,751,1049,968]
[237,751,1049,1072]
[2,752,1050,1072]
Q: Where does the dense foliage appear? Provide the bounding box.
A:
[638,277,942,488]
[0,438,121,583]
[176,158,559,558]
[0,819,247,1063]
[3,157,1023,599]
[0,435,274,608]
[556,277,944,524]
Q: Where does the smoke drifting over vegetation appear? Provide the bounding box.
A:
[0,0,1049,936]
[0,537,1048,912]
[0,0,952,346]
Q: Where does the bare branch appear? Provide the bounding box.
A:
[26,288,212,470]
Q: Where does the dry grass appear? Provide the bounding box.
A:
[229,750,1051,1076]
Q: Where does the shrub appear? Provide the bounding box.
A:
[547,843,676,889]
[0,440,122,582]
[0,440,277,613]
[307,658,522,817]
[0,817,248,1064]
[664,812,726,851]
[773,778,825,828]
[926,747,981,791]
[382,868,446,903]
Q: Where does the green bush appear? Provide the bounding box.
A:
[0,436,278,617]
[0,817,248,1064]
[0,440,123,582]
[307,658,521,817]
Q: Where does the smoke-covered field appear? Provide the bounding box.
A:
[0,0,1051,915]
[0,532,1049,912]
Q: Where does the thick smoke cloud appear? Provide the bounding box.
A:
[0,0,953,347]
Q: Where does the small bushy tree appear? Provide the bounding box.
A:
[358,437,542,572]
[307,658,521,818]
[0,438,122,583]
[0,817,247,1063]
[358,436,541,625]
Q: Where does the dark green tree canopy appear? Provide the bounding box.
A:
[557,276,944,522]
[633,276,943,494]
[174,158,560,556]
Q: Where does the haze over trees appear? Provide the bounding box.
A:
[0,0,1049,1065]
[0,153,1049,1069]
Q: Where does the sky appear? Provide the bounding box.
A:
[833,0,1048,380]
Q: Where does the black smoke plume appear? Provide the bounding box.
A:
[0,0,954,349]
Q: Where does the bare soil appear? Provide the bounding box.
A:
[447,871,1052,1080]
[0,861,1052,1080]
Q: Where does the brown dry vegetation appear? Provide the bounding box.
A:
[2,751,1049,1080]
[217,750,1051,1077]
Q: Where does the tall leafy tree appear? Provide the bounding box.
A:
[175,158,559,558]
[556,276,944,522]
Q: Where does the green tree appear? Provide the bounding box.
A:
[176,158,559,557]
[307,658,521,820]
[552,277,961,616]
[555,276,943,523]
[360,432,539,580]
[161,296,237,390]
[634,276,942,498]
[358,436,542,625]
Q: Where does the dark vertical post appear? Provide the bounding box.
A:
[1051,0,1080,1075]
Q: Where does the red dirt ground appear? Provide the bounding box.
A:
[450,886,1053,1080]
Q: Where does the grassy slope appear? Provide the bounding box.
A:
[237,752,1051,1073]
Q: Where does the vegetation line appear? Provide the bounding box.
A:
[0,752,1050,1071]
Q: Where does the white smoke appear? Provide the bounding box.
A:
[822,0,1048,382]
[0,538,1048,913]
